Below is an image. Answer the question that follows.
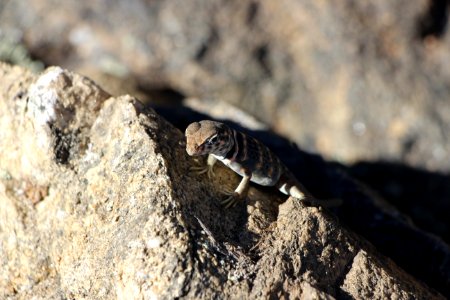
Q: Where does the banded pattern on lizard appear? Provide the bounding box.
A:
[185,120,340,208]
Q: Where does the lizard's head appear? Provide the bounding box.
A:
[185,120,233,157]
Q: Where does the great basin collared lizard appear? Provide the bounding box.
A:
[185,120,341,208]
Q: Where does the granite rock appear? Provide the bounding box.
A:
[0,64,444,299]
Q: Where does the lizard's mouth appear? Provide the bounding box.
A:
[186,144,203,156]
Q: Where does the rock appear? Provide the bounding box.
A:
[341,250,435,299]
[0,64,444,298]
[0,64,204,298]
[252,199,444,299]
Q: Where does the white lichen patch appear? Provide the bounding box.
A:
[146,238,161,249]
[27,68,64,126]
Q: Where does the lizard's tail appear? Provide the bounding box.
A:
[276,173,342,208]
[308,197,342,208]
[276,172,311,200]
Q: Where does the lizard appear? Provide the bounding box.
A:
[185,120,342,208]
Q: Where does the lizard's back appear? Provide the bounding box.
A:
[218,129,285,187]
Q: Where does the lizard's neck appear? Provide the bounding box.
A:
[212,128,235,159]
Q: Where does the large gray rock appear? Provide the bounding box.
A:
[0,64,444,299]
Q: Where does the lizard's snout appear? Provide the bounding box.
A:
[186,143,201,156]
[186,146,195,156]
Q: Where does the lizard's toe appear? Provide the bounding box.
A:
[220,192,245,208]
[220,187,235,195]
[206,167,215,179]
[189,165,213,176]
[220,194,238,208]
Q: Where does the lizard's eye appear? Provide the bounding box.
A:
[206,135,218,145]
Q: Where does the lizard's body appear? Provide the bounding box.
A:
[185,120,338,207]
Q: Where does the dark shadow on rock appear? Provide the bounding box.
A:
[136,84,186,106]
[417,0,449,39]
[348,161,450,243]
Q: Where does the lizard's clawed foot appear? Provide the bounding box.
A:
[189,165,215,179]
[220,188,244,208]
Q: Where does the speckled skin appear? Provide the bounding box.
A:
[185,120,316,207]
[228,131,283,185]
[185,121,282,184]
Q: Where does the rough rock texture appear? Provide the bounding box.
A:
[0,64,445,299]
[2,1,449,260]
[1,0,450,172]
[2,0,450,263]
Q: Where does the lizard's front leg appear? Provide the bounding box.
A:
[190,154,217,179]
[221,173,251,208]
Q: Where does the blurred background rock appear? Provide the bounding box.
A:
[2,0,450,170]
